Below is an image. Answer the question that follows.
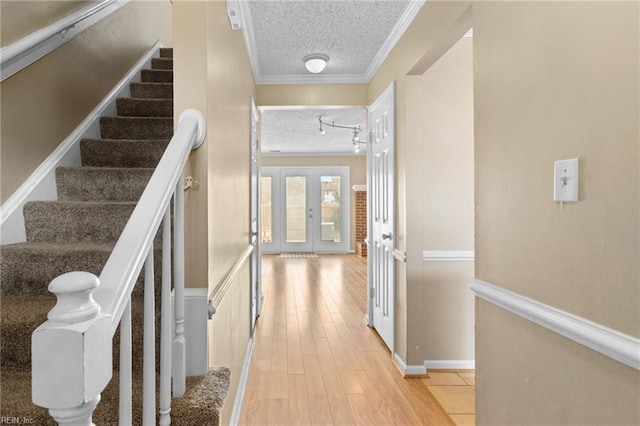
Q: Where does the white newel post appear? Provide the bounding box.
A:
[32,271,112,426]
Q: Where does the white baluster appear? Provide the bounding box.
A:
[173,182,186,397]
[118,299,132,426]
[143,249,156,425]
[159,208,172,425]
[32,271,111,426]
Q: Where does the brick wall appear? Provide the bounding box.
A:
[355,190,367,256]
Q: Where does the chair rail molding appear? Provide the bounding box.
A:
[0,0,130,82]
[471,279,640,371]
[423,250,474,262]
[208,243,255,318]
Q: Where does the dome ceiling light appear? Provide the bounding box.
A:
[304,54,329,74]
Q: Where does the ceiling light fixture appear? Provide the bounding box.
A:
[304,54,329,74]
[318,115,367,152]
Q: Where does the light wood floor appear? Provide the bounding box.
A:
[239,254,456,425]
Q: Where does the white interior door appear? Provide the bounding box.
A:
[281,168,314,253]
[368,82,395,351]
[250,98,262,331]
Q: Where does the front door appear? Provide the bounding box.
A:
[281,168,314,253]
[261,167,351,254]
[368,82,395,351]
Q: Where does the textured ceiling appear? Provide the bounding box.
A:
[236,0,424,84]
[261,108,367,155]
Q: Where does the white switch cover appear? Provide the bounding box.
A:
[554,158,579,202]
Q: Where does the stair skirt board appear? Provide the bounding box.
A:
[0,40,164,245]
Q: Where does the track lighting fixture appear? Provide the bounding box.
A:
[318,115,367,152]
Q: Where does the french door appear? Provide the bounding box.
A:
[260,166,350,254]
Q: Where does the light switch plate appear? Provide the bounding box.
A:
[554,158,579,202]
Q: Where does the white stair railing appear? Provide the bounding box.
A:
[31,109,206,425]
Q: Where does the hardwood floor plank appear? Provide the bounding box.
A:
[241,255,461,426]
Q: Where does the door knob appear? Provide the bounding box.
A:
[381,233,393,241]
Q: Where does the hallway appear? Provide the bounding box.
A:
[239,254,454,425]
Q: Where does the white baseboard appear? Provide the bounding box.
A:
[472,279,640,371]
[0,40,162,245]
[393,352,427,376]
[230,337,254,426]
[424,360,475,370]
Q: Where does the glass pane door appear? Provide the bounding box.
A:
[320,176,341,242]
[281,169,313,252]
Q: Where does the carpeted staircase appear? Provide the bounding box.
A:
[0,48,229,425]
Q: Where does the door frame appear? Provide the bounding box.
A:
[250,97,262,332]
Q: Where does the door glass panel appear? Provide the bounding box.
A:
[286,176,306,243]
[260,176,272,243]
[320,176,341,242]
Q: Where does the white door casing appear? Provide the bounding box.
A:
[250,98,262,331]
[367,82,395,352]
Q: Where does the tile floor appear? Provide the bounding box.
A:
[422,371,476,426]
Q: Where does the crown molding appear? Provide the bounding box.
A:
[363,0,426,82]
[237,0,425,85]
[236,0,261,81]
[261,150,366,157]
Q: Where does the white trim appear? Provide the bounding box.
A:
[393,249,407,263]
[424,360,475,370]
[236,0,424,85]
[0,40,163,245]
[393,352,427,376]
[230,337,254,426]
[172,288,209,377]
[471,279,640,371]
[423,250,475,262]
[259,105,366,112]
[352,184,366,192]
[0,0,130,82]
[236,0,260,82]
[363,0,426,82]
[261,151,365,157]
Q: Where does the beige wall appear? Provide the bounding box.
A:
[405,36,474,364]
[0,1,91,46]
[0,1,172,202]
[368,1,471,363]
[473,2,639,424]
[261,155,367,251]
[174,1,255,423]
[256,84,367,107]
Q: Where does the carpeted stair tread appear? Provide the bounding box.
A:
[159,47,173,58]
[130,82,172,99]
[24,201,137,243]
[1,241,115,296]
[80,139,169,168]
[141,69,173,83]
[1,367,228,425]
[151,57,173,70]
[116,98,173,117]
[1,295,55,371]
[56,167,155,202]
[1,295,151,372]
[100,117,173,140]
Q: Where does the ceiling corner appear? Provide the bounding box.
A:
[364,0,426,82]
[235,0,261,81]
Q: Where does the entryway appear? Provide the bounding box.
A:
[260,166,350,254]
